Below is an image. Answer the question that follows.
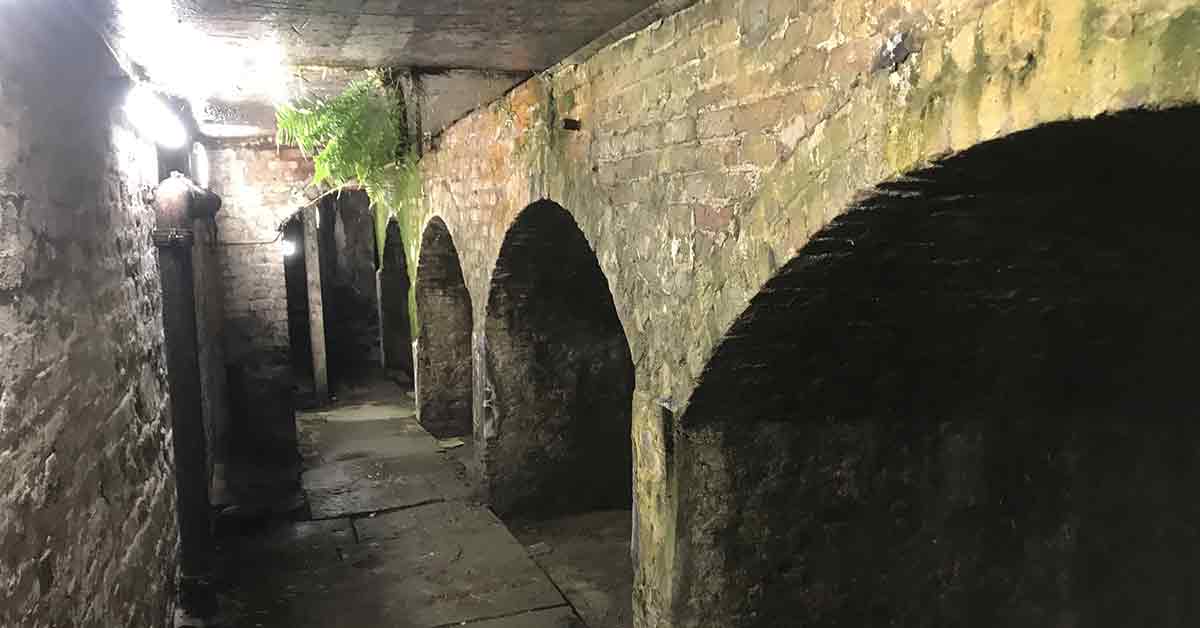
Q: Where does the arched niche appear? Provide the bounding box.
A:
[415,217,473,437]
[484,200,634,517]
[674,107,1200,627]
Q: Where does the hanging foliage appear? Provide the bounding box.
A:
[277,77,399,193]
[275,73,423,266]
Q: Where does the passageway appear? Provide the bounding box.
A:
[13,0,1200,625]
[213,376,588,627]
[380,220,414,380]
[674,107,1200,628]
[217,204,635,628]
[283,217,313,388]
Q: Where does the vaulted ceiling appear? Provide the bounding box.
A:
[98,0,688,138]
[177,0,663,72]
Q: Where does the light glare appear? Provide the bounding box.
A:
[116,0,293,106]
[125,86,188,149]
[280,239,297,257]
[191,142,210,188]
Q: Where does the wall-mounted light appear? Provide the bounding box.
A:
[280,239,297,257]
[125,85,188,149]
[190,142,210,188]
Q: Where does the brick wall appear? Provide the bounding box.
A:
[410,0,1200,625]
[206,141,313,372]
[0,3,177,626]
[205,140,312,505]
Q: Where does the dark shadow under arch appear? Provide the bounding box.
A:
[675,107,1200,627]
[484,200,634,517]
[416,217,473,437]
[380,219,413,378]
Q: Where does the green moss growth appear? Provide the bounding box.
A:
[961,34,990,118]
[1080,0,1108,53]
[369,156,425,339]
[884,52,956,172]
[1161,7,1200,101]
[277,71,427,338]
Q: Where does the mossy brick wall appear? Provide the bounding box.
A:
[0,3,177,626]
[674,108,1200,627]
[411,0,1200,625]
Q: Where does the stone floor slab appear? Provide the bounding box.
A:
[300,416,436,466]
[298,400,417,423]
[511,510,633,628]
[220,501,565,628]
[463,606,584,627]
[351,500,565,626]
[220,518,354,573]
[302,453,472,518]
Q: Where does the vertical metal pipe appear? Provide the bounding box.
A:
[153,174,218,618]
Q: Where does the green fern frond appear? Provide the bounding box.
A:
[276,73,425,267]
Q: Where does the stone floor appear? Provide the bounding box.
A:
[212,381,630,628]
[510,511,633,628]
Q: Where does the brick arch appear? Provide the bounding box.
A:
[415,216,474,437]
[671,106,1200,628]
[710,2,1200,387]
[413,2,1200,624]
[379,219,413,377]
[482,199,635,517]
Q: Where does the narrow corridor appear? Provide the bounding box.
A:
[12,3,1200,627]
[212,378,629,628]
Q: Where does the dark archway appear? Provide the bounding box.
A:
[323,191,383,389]
[415,217,473,437]
[674,107,1200,627]
[380,220,414,379]
[484,200,634,517]
[282,216,312,386]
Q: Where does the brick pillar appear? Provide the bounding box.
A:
[303,205,329,403]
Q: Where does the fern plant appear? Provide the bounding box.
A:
[276,77,405,195]
[276,74,423,262]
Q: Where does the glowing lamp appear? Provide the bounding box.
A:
[191,142,210,188]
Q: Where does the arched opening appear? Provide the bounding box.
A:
[323,191,384,390]
[380,220,414,381]
[485,200,636,628]
[674,107,1200,627]
[415,217,473,437]
[484,200,634,517]
[282,216,312,389]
